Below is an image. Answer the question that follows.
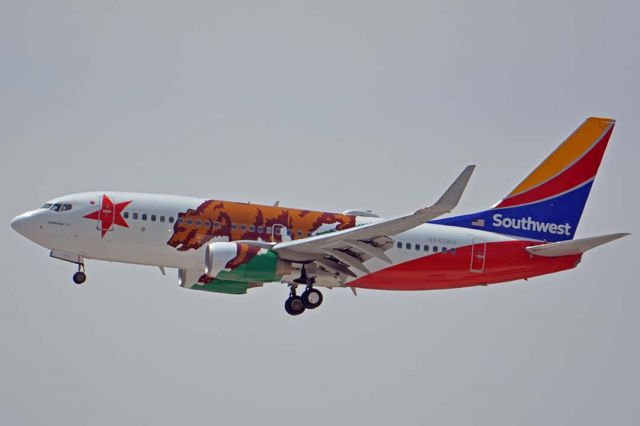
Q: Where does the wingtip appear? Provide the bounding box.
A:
[434,165,475,209]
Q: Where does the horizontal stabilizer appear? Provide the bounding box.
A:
[525,233,629,257]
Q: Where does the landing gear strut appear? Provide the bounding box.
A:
[293,265,314,285]
[285,266,324,316]
[72,264,86,285]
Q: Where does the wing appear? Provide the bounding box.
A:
[272,165,475,281]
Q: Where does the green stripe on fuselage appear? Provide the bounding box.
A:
[189,279,250,295]
[217,249,281,283]
[188,250,281,295]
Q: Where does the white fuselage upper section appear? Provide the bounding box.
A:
[11,192,516,282]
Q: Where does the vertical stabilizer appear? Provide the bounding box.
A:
[433,117,615,242]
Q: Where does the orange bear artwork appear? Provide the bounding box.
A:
[167,200,357,251]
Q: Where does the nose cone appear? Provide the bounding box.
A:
[11,214,25,235]
[11,212,36,239]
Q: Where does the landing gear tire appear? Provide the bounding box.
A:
[73,271,87,285]
[301,288,323,309]
[285,296,306,316]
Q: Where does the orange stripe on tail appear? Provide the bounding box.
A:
[505,117,615,199]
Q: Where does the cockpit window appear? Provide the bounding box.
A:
[49,203,72,212]
[41,203,53,209]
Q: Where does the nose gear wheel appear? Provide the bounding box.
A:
[72,263,86,285]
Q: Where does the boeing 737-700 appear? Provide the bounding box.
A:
[10,117,629,315]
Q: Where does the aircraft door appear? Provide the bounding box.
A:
[470,238,486,273]
[97,196,116,233]
[271,224,292,242]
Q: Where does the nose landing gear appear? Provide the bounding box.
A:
[72,264,87,285]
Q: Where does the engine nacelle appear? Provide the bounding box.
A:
[204,242,291,283]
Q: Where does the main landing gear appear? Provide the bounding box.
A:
[284,286,324,316]
[285,287,306,316]
[72,264,87,285]
[285,265,324,316]
[301,287,323,309]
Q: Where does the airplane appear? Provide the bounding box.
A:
[10,117,629,316]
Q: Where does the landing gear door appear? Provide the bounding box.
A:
[97,196,115,233]
[470,237,486,273]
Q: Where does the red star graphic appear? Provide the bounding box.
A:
[84,195,132,238]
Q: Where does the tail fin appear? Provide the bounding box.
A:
[433,117,615,242]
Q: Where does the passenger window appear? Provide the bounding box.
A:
[250,225,255,232]
[258,226,264,233]
[397,242,402,249]
[415,244,421,251]
[160,216,165,223]
[266,226,272,233]
[232,223,237,230]
[433,246,438,252]
[196,220,202,226]
[241,224,246,231]
[177,218,183,224]
[151,215,156,222]
[442,247,447,252]
[133,213,139,220]
[142,213,148,221]
[424,245,429,251]
[405,243,411,250]
[450,248,457,255]
[169,217,175,223]
[187,219,192,225]
[205,220,212,227]
[214,221,220,228]
[297,230,303,237]
[123,212,129,219]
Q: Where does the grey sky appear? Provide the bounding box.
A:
[1,1,638,424]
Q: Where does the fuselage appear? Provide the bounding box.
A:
[10,191,581,291]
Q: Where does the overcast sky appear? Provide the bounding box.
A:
[1,1,639,425]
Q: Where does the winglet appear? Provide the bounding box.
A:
[433,165,475,212]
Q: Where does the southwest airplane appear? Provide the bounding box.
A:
[10,117,629,315]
